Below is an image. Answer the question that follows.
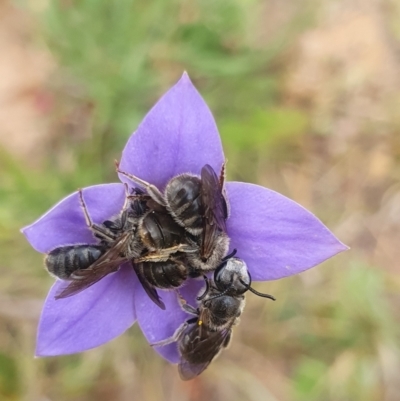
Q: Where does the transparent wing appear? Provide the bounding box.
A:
[55,233,132,299]
[200,164,228,259]
[178,324,232,380]
[133,262,166,310]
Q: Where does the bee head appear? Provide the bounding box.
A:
[212,250,276,301]
[214,257,250,296]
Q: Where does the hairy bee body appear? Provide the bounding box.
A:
[45,244,106,279]
[164,175,203,235]
[153,254,275,380]
[118,164,230,278]
[45,189,147,299]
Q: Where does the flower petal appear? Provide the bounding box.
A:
[119,73,224,189]
[135,278,204,363]
[21,183,125,253]
[36,263,136,356]
[226,182,348,281]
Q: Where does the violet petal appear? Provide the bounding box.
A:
[36,264,136,356]
[134,278,204,363]
[226,182,348,281]
[119,73,224,190]
[21,183,125,253]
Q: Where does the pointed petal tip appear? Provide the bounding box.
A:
[323,239,349,263]
[337,241,350,253]
[35,266,136,357]
[34,347,45,358]
[34,344,76,357]
[180,71,191,81]
[20,223,34,238]
[119,70,224,188]
[176,71,194,88]
[35,342,79,357]
[34,342,49,358]
[226,182,351,281]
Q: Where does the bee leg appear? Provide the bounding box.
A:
[182,304,198,315]
[127,193,151,203]
[175,290,198,315]
[218,160,227,187]
[120,183,143,217]
[116,168,166,206]
[179,243,199,253]
[196,276,210,301]
[218,161,230,218]
[78,189,116,242]
[136,244,197,263]
[151,320,191,347]
[122,183,130,210]
[223,331,232,348]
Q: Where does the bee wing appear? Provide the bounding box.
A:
[132,263,166,310]
[178,325,232,381]
[55,233,131,299]
[200,164,228,259]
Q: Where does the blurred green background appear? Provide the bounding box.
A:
[1,0,400,400]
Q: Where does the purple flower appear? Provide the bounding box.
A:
[22,73,347,362]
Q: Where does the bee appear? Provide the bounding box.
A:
[48,187,196,309]
[117,163,230,277]
[132,200,196,309]
[152,250,276,380]
[46,187,147,298]
[45,244,107,280]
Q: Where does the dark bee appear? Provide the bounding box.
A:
[48,188,196,309]
[117,163,230,277]
[45,244,107,280]
[45,188,147,298]
[132,200,196,309]
[152,250,275,380]
[46,189,148,280]
[136,200,193,259]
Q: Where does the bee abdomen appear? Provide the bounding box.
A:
[166,176,203,234]
[45,245,105,279]
[140,211,186,250]
[143,261,187,289]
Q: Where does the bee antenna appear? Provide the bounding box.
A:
[248,286,276,301]
[201,287,230,302]
[197,276,210,301]
[239,273,276,301]
[222,249,237,261]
